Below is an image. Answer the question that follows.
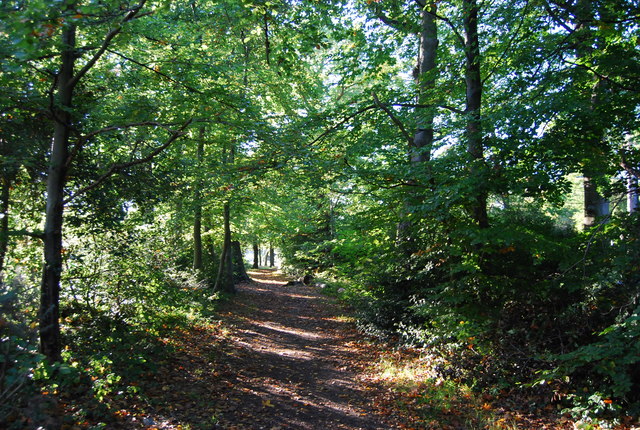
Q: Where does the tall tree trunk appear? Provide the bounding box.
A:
[252,242,259,268]
[0,176,11,277]
[269,244,274,267]
[397,4,439,249]
[40,24,76,363]
[463,0,489,229]
[214,201,235,293]
[193,128,204,271]
[574,0,609,228]
[412,4,438,165]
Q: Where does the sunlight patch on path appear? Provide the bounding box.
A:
[247,270,289,285]
[235,339,315,360]
[251,321,327,340]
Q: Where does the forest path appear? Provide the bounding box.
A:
[128,270,571,430]
[204,269,395,429]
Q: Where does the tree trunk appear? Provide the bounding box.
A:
[574,0,609,228]
[269,244,275,267]
[193,129,204,271]
[397,4,438,250]
[412,4,438,165]
[584,177,609,227]
[193,204,203,270]
[214,201,235,293]
[39,24,76,363]
[628,174,638,214]
[231,240,250,282]
[252,242,259,268]
[463,0,489,229]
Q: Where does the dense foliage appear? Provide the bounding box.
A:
[1,0,639,427]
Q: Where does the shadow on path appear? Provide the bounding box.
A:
[207,269,390,430]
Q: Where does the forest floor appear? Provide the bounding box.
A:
[53,269,584,429]
[133,269,400,430]
[122,269,578,430]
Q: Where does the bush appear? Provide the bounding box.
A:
[0,277,48,429]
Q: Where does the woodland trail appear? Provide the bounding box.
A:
[128,269,402,430]
[205,269,394,429]
[60,269,580,429]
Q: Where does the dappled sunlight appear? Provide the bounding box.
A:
[251,320,327,340]
[249,275,289,285]
[197,268,393,428]
[286,292,320,300]
[247,269,289,285]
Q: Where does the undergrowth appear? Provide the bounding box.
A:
[1,221,222,429]
[306,209,640,427]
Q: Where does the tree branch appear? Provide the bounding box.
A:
[65,121,190,169]
[64,119,192,203]
[69,0,148,89]
[620,153,640,180]
[372,93,412,147]
[483,0,530,85]
[7,229,44,240]
[423,8,465,48]
[105,48,203,94]
[308,105,378,146]
[392,102,465,115]
[561,58,640,92]
[370,3,418,33]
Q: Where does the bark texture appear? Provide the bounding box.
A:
[397,3,439,250]
[575,0,609,228]
[269,244,275,267]
[0,176,11,276]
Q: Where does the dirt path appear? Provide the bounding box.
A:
[205,269,393,429]
[60,269,584,429]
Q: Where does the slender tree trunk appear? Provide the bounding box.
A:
[193,129,204,271]
[628,174,638,214]
[269,244,274,267]
[40,25,76,363]
[193,204,203,270]
[252,242,259,268]
[214,241,229,292]
[463,0,489,229]
[584,177,609,227]
[214,201,235,293]
[0,176,11,277]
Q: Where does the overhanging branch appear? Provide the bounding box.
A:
[372,92,412,147]
[64,119,192,203]
[69,0,148,89]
